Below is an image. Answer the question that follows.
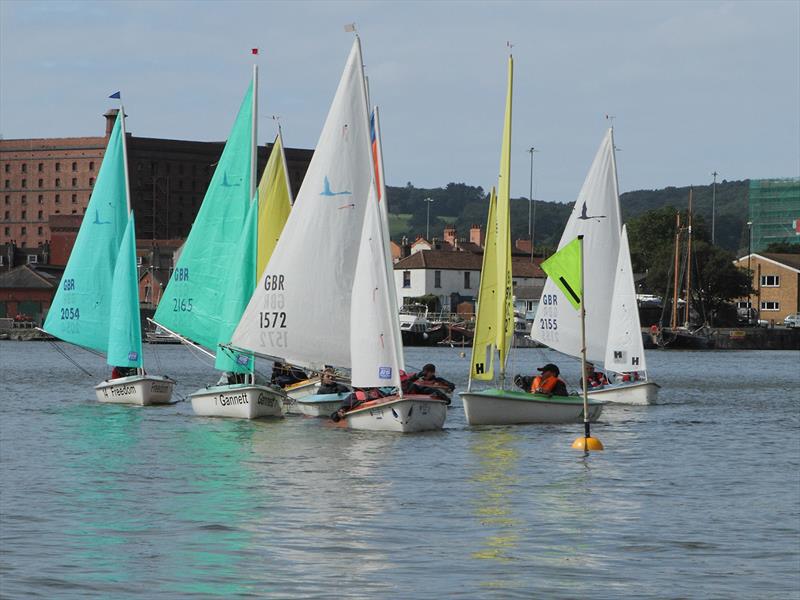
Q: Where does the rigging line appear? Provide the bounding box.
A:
[47,340,96,378]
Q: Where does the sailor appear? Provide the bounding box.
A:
[583,362,608,389]
[111,366,137,379]
[405,363,455,402]
[317,368,350,395]
[270,361,308,388]
[529,363,568,397]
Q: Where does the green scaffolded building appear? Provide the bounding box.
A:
[748,178,800,252]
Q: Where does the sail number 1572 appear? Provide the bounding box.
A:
[259,311,287,328]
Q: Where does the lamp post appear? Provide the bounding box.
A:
[747,220,753,324]
[424,197,434,240]
[711,171,718,245]
[528,147,538,259]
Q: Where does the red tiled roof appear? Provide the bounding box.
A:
[394,250,544,277]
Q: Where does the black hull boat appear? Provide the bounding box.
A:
[401,323,447,346]
[655,327,715,350]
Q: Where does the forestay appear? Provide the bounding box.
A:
[232,39,372,371]
[42,112,128,353]
[153,82,254,352]
[531,129,622,362]
[106,213,143,368]
[603,225,647,374]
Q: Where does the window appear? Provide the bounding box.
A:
[71,178,77,187]
[736,301,752,309]
[38,179,43,188]
[434,270,442,288]
[26,254,37,264]
[55,194,60,203]
[38,163,43,172]
[37,195,43,204]
[4,195,8,204]
[55,178,60,188]
[21,195,26,204]
[761,275,780,287]
[89,161,95,171]
[71,194,77,203]
[761,301,780,311]
[21,179,27,188]
[3,211,8,219]
[72,162,77,171]
[3,164,8,173]
[37,226,42,235]
[403,271,411,288]
[21,163,27,173]
[37,210,42,219]
[55,163,61,172]
[4,180,9,189]
[21,226,26,236]
[21,210,26,219]
[2,227,7,236]
[137,256,143,266]
[464,271,471,289]
[71,209,77,214]
[89,178,95,187]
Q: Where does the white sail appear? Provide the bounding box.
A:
[603,225,647,374]
[531,128,622,362]
[231,38,372,371]
[350,184,404,388]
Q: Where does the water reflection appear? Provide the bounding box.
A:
[469,429,522,564]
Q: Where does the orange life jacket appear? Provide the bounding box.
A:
[530,375,560,394]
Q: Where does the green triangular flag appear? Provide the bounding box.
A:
[541,237,583,310]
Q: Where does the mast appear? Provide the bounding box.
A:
[671,212,681,329]
[251,64,258,203]
[684,188,693,327]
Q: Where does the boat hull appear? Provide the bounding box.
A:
[292,392,350,417]
[344,395,447,432]
[587,380,660,405]
[95,375,175,406]
[460,388,603,425]
[283,378,323,415]
[190,384,285,419]
[400,325,447,346]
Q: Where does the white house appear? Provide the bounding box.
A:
[394,249,545,312]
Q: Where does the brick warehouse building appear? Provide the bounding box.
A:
[0,109,313,264]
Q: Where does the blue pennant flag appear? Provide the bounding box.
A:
[109,91,121,99]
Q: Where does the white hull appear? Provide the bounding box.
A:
[95,375,175,406]
[190,384,285,419]
[588,380,660,405]
[460,389,603,426]
[284,378,324,415]
[290,392,350,418]
[344,395,447,432]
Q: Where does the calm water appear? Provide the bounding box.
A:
[1,340,798,599]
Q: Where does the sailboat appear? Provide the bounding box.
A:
[230,38,447,431]
[530,128,659,405]
[459,55,602,425]
[43,107,175,405]
[152,68,286,419]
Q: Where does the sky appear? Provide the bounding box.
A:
[1,0,798,204]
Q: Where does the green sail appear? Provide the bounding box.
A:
[42,112,128,353]
[106,213,143,368]
[214,197,257,373]
[153,82,254,352]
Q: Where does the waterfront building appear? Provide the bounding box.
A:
[0,109,313,266]
[733,253,800,324]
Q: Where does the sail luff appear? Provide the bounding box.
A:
[496,55,514,378]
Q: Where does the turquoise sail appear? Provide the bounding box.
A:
[43,112,128,352]
[214,197,257,373]
[153,82,254,351]
[106,213,144,368]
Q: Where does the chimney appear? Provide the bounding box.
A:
[470,224,484,247]
[443,225,457,247]
[104,108,120,137]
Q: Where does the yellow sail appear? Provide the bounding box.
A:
[470,187,499,380]
[496,55,515,372]
[256,131,293,278]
